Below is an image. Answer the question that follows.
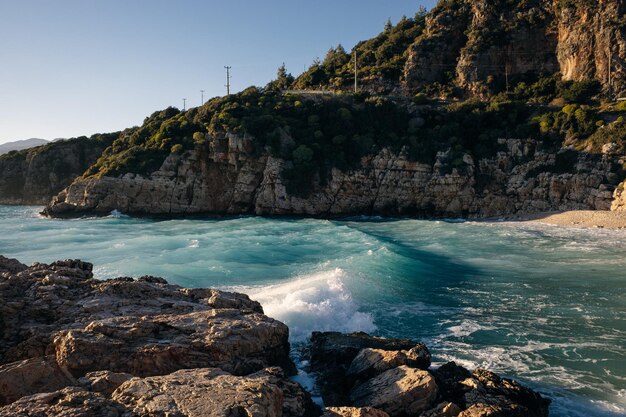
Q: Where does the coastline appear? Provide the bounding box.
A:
[514,210,626,230]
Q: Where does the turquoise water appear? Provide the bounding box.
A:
[0,205,624,416]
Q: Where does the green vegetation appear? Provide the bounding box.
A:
[84,87,591,195]
[0,133,118,162]
[293,15,425,92]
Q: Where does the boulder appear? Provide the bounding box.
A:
[460,369,550,417]
[53,309,293,378]
[347,343,431,380]
[432,362,473,406]
[112,367,318,417]
[78,371,133,396]
[308,331,418,405]
[0,356,76,406]
[323,407,390,417]
[350,366,438,416]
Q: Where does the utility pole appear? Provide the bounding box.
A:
[224,66,232,95]
[200,90,205,106]
[182,98,187,111]
[354,49,358,93]
[608,47,613,92]
[504,61,510,93]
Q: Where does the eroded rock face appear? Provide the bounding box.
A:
[0,136,115,205]
[404,0,625,96]
[43,136,621,219]
[350,366,439,416]
[0,257,300,413]
[113,367,315,417]
[0,368,317,417]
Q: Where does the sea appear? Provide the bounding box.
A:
[0,205,624,417]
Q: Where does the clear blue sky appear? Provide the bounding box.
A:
[0,0,436,144]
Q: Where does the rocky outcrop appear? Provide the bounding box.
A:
[350,366,439,415]
[308,332,550,417]
[0,256,314,415]
[611,180,626,210]
[308,332,422,405]
[0,259,550,416]
[555,0,626,97]
[404,0,625,96]
[112,367,314,417]
[43,136,621,219]
[0,135,116,205]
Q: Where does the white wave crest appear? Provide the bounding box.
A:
[242,268,376,342]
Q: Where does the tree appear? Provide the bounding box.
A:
[323,45,350,70]
[384,18,393,32]
[416,5,428,19]
[275,63,294,90]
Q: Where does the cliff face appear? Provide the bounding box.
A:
[555,0,626,96]
[43,133,622,218]
[0,135,116,205]
[404,0,625,96]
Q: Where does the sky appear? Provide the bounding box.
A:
[0,0,437,144]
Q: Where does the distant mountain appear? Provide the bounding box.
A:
[0,138,49,155]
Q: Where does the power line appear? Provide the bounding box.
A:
[182,98,187,111]
[224,66,232,95]
[200,90,205,106]
[354,49,358,93]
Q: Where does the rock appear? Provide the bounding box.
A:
[346,343,431,379]
[420,402,462,417]
[350,366,438,416]
[405,344,432,369]
[432,362,473,406]
[460,369,550,417]
[112,367,318,417]
[308,332,418,405]
[53,309,294,378]
[0,256,26,274]
[612,180,626,211]
[78,371,133,396]
[457,403,526,417]
[323,407,390,417]
[0,258,296,408]
[0,356,76,406]
[347,349,409,379]
[0,387,125,417]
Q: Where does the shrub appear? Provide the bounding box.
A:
[559,79,601,103]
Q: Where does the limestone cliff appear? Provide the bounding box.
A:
[0,134,117,205]
[403,0,625,96]
[43,133,622,218]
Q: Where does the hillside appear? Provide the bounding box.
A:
[0,0,623,215]
[0,138,48,155]
[0,134,118,205]
[293,0,625,99]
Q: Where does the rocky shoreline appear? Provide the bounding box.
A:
[41,137,624,220]
[0,256,550,416]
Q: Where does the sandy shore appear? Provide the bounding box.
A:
[517,210,626,229]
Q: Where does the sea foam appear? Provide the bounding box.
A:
[242,268,376,342]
